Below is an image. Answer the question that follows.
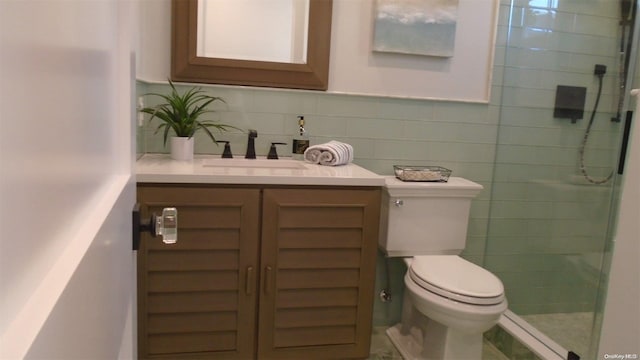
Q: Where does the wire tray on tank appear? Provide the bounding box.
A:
[393,165,452,182]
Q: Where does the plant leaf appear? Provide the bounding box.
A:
[139,79,240,143]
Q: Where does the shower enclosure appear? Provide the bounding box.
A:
[485,0,638,358]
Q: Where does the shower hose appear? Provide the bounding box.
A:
[579,73,614,184]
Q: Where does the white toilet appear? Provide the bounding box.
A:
[379,176,507,360]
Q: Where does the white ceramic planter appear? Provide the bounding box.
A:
[170,136,194,161]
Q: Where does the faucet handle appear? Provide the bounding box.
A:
[216,140,233,158]
[245,130,258,159]
[267,142,287,159]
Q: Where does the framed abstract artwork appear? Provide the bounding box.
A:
[373,0,459,57]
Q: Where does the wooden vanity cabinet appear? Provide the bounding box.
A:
[137,184,381,360]
[258,188,380,359]
[137,185,261,359]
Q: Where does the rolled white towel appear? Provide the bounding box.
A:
[319,150,335,165]
[304,147,323,164]
[304,141,354,166]
[334,141,354,163]
[320,141,353,166]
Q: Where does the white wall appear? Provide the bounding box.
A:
[137,0,171,82]
[1,0,121,335]
[0,0,138,357]
[328,0,498,102]
[138,0,498,102]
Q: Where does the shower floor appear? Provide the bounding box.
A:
[521,312,595,358]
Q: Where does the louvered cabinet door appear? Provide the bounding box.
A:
[137,185,260,359]
[259,188,381,359]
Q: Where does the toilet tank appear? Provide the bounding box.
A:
[379,176,483,257]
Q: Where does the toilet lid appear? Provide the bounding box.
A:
[409,255,505,305]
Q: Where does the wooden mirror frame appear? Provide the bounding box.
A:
[171,0,333,90]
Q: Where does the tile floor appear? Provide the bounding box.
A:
[521,312,595,358]
[368,326,508,360]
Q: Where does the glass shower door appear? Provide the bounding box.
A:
[484,0,637,358]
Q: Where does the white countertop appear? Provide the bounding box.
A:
[136,154,385,187]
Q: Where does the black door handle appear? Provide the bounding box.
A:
[132,204,178,250]
[617,110,633,175]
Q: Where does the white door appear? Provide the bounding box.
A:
[0,0,138,358]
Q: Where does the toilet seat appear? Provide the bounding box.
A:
[409,255,505,306]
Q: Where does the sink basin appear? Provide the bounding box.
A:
[202,158,307,169]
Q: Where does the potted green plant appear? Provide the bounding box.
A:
[140,80,239,160]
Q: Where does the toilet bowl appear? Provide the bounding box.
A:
[379,177,507,359]
[387,256,507,360]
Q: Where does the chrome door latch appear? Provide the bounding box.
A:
[132,204,178,250]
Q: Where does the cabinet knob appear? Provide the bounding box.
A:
[394,199,404,207]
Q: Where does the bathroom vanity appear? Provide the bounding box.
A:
[136,154,384,359]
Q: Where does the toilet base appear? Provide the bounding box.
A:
[386,321,483,360]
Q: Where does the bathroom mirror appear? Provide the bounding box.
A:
[171,0,333,90]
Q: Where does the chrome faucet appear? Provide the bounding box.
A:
[245,129,257,159]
